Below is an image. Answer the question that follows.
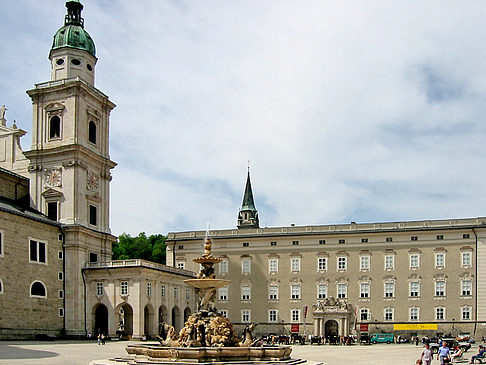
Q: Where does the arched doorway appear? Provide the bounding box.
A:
[158,305,168,336]
[172,306,181,331]
[116,303,134,339]
[144,304,154,339]
[184,307,191,323]
[93,304,108,337]
[325,320,339,344]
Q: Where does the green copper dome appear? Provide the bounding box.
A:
[51,0,96,57]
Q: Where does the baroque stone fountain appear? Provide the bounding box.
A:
[112,235,299,364]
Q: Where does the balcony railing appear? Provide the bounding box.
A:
[85,259,195,277]
[34,77,109,99]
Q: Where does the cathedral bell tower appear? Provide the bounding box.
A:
[25,0,117,336]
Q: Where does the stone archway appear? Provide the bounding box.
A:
[172,306,181,331]
[158,305,168,336]
[144,304,154,338]
[116,303,134,339]
[184,307,191,323]
[93,304,108,337]
[325,320,339,344]
[312,297,353,339]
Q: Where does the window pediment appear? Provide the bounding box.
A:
[335,276,349,284]
[86,192,102,203]
[359,275,372,283]
[408,274,422,281]
[289,277,303,284]
[45,102,65,113]
[433,273,447,281]
[316,276,329,284]
[41,187,63,199]
[459,272,474,280]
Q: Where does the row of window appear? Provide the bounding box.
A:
[219,280,474,302]
[0,235,65,265]
[0,279,64,300]
[49,115,98,145]
[226,305,473,324]
[188,251,472,275]
[97,282,191,301]
[221,234,472,248]
[45,201,98,225]
[358,306,473,322]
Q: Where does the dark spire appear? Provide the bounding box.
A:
[241,171,256,211]
[237,169,259,229]
[65,0,84,27]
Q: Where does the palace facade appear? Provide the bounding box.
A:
[167,173,486,339]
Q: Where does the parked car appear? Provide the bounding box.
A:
[370,333,394,344]
[429,338,471,354]
[360,334,370,344]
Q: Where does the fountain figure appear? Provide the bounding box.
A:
[120,234,296,364]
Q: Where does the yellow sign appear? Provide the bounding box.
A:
[393,324,438,331]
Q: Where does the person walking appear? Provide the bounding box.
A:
[437,341,450,365]
[97,333,101,345]
[421,343,433,365]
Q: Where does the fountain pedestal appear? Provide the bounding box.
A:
[100,236,302,365]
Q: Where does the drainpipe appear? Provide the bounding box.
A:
[82,268,87,337]
[14,178,22,201]
[61,226,66,338]
[172,242,176,267]
[473,228,478,336]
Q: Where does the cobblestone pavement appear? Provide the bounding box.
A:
[0,340,479,365]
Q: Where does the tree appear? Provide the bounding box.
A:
[112,232,166,264]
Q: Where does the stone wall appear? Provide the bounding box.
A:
[0,210,63,339]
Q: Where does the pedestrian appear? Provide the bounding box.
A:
[437,341,450,365]
[97,333,101,345]
[469,345,485,363]
[101,333,106,345]
[416,336,420,346]
[421,343,433,365]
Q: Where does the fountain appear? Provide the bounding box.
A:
[112,235,302,364]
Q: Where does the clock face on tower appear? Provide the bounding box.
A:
[45,168,62,187]
[86,171,99,191]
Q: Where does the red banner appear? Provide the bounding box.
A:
[291,324,300,333]
[360,324,369,331]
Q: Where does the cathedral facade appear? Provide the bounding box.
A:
[0,0,195,340]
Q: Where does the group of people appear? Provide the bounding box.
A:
[97,333,106,345]
[417,341,485,364]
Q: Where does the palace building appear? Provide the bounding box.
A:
[166,172,486,339]
[0,0,196,340]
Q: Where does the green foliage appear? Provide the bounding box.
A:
[112,232,166,264]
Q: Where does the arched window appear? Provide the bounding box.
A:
[30,281,47,298]
[89,121,97,144]
[49,116,61,139]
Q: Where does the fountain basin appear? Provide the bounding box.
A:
[184,278,231,290]
[126,345,292,362]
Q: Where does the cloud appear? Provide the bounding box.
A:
[2,1,486,236]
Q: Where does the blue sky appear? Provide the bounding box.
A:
[2,1,486,236]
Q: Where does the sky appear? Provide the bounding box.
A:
[1,1,486,237]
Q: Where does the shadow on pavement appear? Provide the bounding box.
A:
[0,345,59,360]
